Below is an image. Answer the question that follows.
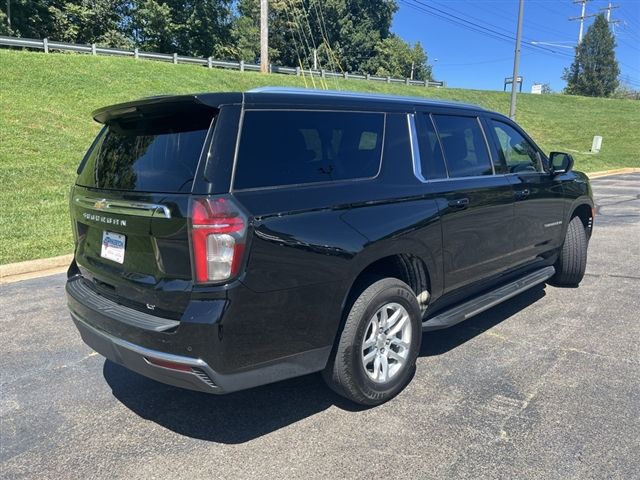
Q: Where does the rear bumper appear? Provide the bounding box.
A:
[66,276,331,394]
[71,312,221,393]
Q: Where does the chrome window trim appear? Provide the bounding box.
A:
[74,195,171,219]
[417,174,509,183]
[407,114,427,183]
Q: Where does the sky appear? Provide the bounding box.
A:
[392,0,640,92]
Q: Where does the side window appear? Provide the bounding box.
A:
[432,115,493,178]
[234,111,384,189]
[491,120,542,173]
[415,113,447,180]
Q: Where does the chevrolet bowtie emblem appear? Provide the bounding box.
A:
[94,199,108,210]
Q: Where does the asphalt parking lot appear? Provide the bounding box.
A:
[1,173,639,479]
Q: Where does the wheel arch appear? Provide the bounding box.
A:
[570,201,594,239]
[340,241,439,320]
[324,248,434,370]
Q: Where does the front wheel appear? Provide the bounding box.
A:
[552,216,588,286]
[323,278,422,406]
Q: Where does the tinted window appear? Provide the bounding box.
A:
[432,115,492,178]
[491,120,542,173]
[77,111,212,192]
[416,114,447,180]
[234,111,384,189]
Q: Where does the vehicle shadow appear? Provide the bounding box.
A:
[421,284,547,356]
[104,284,546,444]
[103,361,363,444]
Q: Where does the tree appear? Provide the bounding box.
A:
[131,0,177,52]
[365,36,432,80]
[564,14,620,97]
[48,0,131,47]
[171,0,233,57]
[130,0,232,56]
[0,0,55,39]
[226,0,431,77]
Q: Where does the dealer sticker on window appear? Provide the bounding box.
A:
[101,231,126,264]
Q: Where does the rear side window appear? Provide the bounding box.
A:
[416,113,447,180]
[234,110,384,189]
[77,111,213,192]
[432,115,493,178]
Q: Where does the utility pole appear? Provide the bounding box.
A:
[601,2,618,22]
[410,61,415,80]
[601,3,620,32]
[313,48,317,70]
[260,0,268,74]
[6,0,10,29]
[509,0,524,120]
[570,0,596,44]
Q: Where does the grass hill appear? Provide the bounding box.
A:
[1,48,639,264]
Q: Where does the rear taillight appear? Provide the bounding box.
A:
[190,196,247,284]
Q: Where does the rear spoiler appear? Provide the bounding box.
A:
[92,92,243,124]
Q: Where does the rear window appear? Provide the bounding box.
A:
[77,110,213,192]
[233,110,384,189]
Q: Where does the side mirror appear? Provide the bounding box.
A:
[549,152,574,175]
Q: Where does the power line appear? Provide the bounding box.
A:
[432,0,575,43]
[400,0,574,59]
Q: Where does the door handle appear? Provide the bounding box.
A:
[448,198,470,209]
[514,189,530,200]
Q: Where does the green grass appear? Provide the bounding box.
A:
[1,49,639,264]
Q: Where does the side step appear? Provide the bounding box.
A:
[422,266,555,332]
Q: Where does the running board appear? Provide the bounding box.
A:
[422,266,555,332]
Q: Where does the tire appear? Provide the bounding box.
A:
[552,216,588,286]
[323,278,422,406]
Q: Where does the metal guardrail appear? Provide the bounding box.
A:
[0,35,445,88]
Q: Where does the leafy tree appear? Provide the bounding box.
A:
[131,0,177,52]
[1,0,433,78]
[211,0,254,60]
[365,35,431,80]
[0,0,55,39]
[564,14,620,97]
[47,0,131,46]
[171,0,233,57]
[0,10,11,35]
[226,0,430,78]
[129,1,232,56]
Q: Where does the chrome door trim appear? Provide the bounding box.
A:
[74,195,171,219]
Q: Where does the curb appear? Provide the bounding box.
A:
[0,168,638,284]
[587,167,640,179]
[0,254,72,285]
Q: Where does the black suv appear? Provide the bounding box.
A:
[66,87,593,405]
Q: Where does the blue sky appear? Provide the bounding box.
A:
[392,0,640,92]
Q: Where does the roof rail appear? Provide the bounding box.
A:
[246,87,482,109]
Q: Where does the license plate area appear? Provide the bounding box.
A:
[101,231,126,264]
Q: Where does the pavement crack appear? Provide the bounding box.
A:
[584,272,640,280]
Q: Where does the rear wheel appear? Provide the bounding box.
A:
[552,216,588,286]
[323,278,422,406]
